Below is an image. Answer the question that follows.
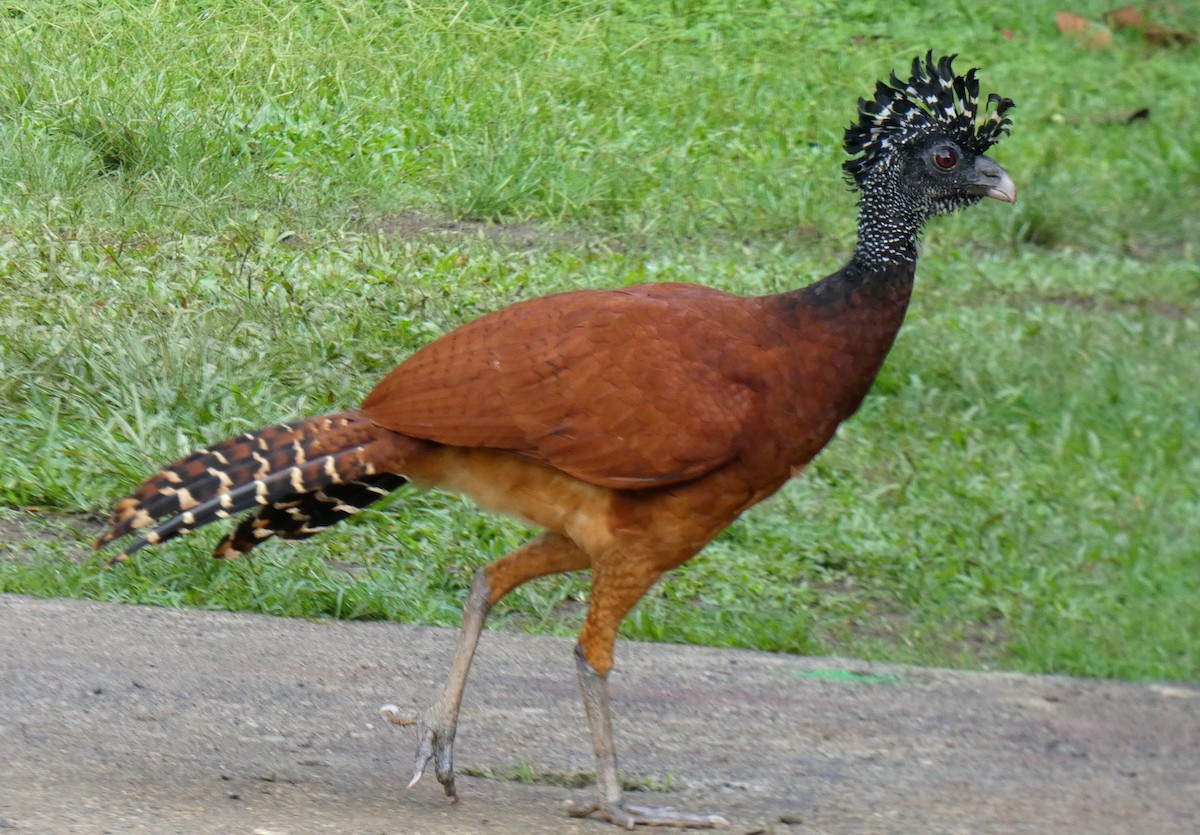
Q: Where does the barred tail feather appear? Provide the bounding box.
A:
[213,472,407,559]
[104,411,376,537]
[97,409,402,563]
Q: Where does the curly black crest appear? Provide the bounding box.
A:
[844,52,1015,188]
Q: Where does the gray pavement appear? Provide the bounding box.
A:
[1,594,1197,834]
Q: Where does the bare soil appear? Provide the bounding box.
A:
[1,593,1197,835]
[370,211,604,251]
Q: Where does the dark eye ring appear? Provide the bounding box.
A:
[933,147,957,169]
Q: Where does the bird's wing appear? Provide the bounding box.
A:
[361,284,764,489]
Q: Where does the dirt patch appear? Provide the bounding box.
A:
[2,594,1198,834]
[0,510,101,562]
[1039,293,1194,320]
[369,211,612,252]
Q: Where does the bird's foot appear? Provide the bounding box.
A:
[563,797,730,830]
[380,703,459,801]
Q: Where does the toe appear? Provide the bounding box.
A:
[565,798,729,829]
[385,705,459,801]
[625,805,730,828]
[380,704,418,726]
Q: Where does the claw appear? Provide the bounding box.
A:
[410,731,435,791]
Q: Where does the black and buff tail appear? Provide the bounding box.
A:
[96,409,406,564]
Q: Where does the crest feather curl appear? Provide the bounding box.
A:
[843,52,1014,188]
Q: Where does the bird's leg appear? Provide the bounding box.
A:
[563,561,730,830]
[565,647,730,830]
[570,644,623,811]
[381,567,491,801]
[383,533,592,801]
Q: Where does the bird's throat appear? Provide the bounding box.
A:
[852,176,927,269]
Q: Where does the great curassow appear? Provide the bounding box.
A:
[98,53,1015,829]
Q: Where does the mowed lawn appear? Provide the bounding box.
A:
[0,1,1196,680]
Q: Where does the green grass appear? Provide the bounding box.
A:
[0,1,1197,682]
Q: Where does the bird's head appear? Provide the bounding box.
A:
[844,52,1016,217]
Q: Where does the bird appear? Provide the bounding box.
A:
[98,52,1015,830]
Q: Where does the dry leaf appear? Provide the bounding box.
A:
[1145,22,1197,47]
[1055,11,1088,35]
[1055,11,1114,48]
[1104,5,1197,46]
[1104,6,1145,30]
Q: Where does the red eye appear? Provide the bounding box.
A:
[933,147,957,169]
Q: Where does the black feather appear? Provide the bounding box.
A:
[844,52,1015,188]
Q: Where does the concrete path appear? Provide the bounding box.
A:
[1,594,1196,834]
